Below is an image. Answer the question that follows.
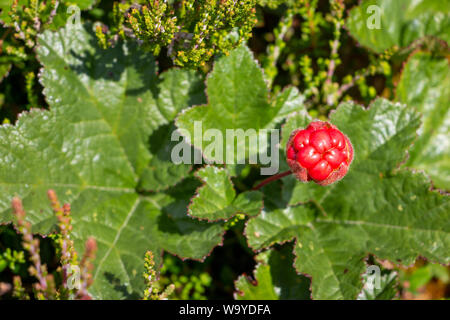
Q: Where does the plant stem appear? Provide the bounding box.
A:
[336,68,371,97]
[325,0,344,86]
[264,9,294,88]
[252,170,292,191]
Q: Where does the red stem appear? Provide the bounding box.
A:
[252,170,293,191]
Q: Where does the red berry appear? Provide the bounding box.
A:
[285,121,353,186]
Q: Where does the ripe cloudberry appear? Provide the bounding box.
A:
[286,121,353,186]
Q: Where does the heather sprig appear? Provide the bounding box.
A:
[323,0,344,106]
[77,237,97,299]
[263,8,295,87]
[47,190,78,298]
[102,0,257,67]
[129,1,177,56]
[12,275,29,300]
[11,196,51,299]
[8,0,59,49]
[25,71,39,109]
[10,191,98,300]
[337,47,395,102]
[297,0,323,45]
[143,251,175,300]
[0,0,60,111]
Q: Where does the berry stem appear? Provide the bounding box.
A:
[252,170,293,191]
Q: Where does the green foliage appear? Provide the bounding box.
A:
[0,0,449,301]
[0,0,59,109]
[103,0,257,67]
[235,245,311,300]
[138,68,206,192]
[257,0,394,113]
[263,7,294,87]
[396,52,450,190]
[0,24,226,299]
[126,0,177,55]
[0,0,93,59]
[0,248,25,273]
[6,192,98,300]
[0,0,99,119]
[0,61,12,82]
[159,254,212,300]
[188,166,263,221]
[1,0,57,48]
[346,0,450,53]
[257,0,291,9]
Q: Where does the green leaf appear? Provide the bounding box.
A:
[157,68,207,123]
[0,24,224,299]
[138,124,193,192]
[234,245,311,300]
[188,166,263,221]
[396,52,450,190]
[246,98,450,299]
[138,69,206,191]
[176,46,304,164]
[38,25,159,177]
[271,86,307,123]
[346,0,450,53]
[357,270,398,300]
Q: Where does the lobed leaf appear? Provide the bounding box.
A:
[396,52,450,190]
